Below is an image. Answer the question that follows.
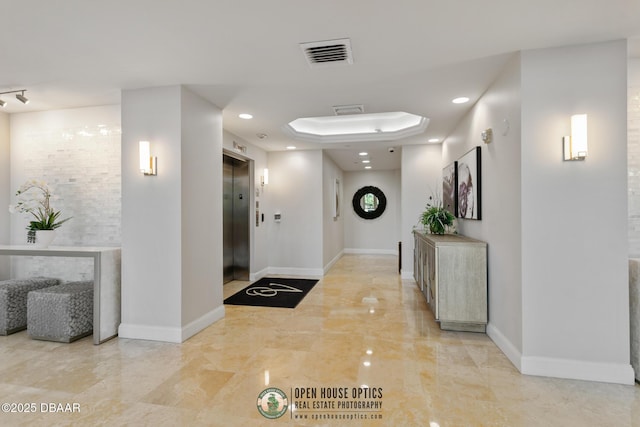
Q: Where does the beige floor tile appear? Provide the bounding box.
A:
[1,254,639,426]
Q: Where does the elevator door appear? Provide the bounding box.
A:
[223,155,250,283]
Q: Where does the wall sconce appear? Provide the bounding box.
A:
[261,168,269,187]
[563,114,588,161]
[139,140,157,175]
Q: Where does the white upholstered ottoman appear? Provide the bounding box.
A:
[27,281,93,343]
[0,277,60,335]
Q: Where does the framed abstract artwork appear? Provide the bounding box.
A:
[442,161,457,216]
[457,146,481,220]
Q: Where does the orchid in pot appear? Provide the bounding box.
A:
[9,180,71,246]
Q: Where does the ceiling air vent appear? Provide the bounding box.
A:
[333,104,364,116]
[300,38,353,68]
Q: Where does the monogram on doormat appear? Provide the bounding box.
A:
[224,277,318,308]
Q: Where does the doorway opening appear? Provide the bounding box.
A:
[223,154,250,283]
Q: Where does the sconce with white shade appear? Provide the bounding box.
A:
[563,114,588,161]
[261,168,269,187]
[139,141,157,175]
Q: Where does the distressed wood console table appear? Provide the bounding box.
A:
[0,245,121,345]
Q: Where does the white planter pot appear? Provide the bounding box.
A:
[29,230,57,248]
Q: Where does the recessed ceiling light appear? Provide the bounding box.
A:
[239,113,253,119]
[428,138,440,143]
[362,160,370,164]
[452,97,470,104]
[286,146,297,150]
[359,152,368,156]
[365,166,372,169]
[256,133,268,139]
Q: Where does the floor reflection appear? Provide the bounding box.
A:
[0,254,639,426]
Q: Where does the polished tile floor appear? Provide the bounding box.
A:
[1,254,639,426]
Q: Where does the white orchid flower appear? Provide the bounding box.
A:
[8,179,71,230]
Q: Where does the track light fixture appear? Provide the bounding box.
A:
[16,91,29,104]
[0,89,29,107]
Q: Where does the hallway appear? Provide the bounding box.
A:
[0,254,639,426]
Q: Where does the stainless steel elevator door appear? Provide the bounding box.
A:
[223,155,250,283]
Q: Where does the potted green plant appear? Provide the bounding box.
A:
[420,192,455,235]
[9,180,71,247]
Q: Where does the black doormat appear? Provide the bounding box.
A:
[224,277,318,308]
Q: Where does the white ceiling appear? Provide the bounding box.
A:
[1,1,639,171]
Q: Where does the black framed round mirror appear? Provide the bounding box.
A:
[352,186,387,220]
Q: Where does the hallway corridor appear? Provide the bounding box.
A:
[0,255,639,426]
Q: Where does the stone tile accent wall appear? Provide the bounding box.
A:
[630,86,640,256]
[12,121,121,281]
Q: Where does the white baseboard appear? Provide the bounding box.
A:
[400,270,414,280]
[521,356,635,385]
[267,266,324,278]
[344,248,398,255]
[486,322,522,371]
[181,305,225,341]
[118,323,183,343]
[487,323,635,385]
[250,267,269,281]
[254,250,391,280]
[119,305,225,344]
[324,251,344,275]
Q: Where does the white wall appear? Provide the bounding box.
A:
[344,169,400,254]
[8,105,121,281]
[121,86,183,338]
[322,152,344,271]
[267,150,323,276]
[519,40,632,384]
[0,112,9,279]
[442,54,524,366]
[120,85,224,343]
[222,131,269,279]
[440,41,632,384]
[400,144,442,278]
[180,88,224,329]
